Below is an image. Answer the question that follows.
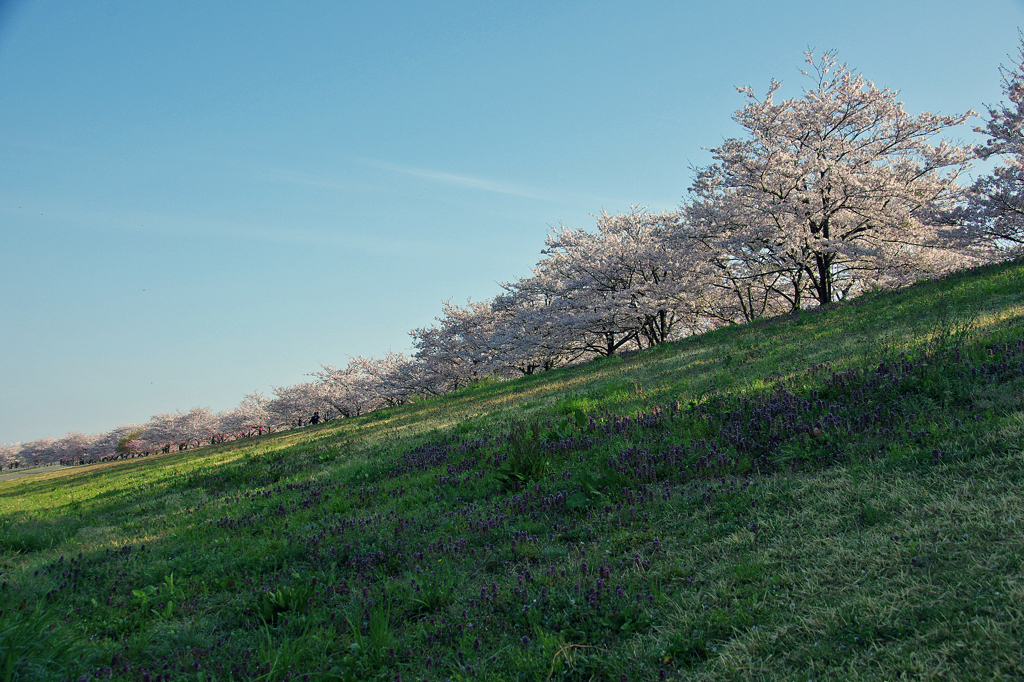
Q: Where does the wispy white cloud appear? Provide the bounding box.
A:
[264,157,621,207]
[359,158,570,202]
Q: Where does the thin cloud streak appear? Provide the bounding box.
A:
[356,157,622,207]
[365,159,559,201]
[261,159,631,211]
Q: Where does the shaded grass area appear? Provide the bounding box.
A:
[1,259,1024,680]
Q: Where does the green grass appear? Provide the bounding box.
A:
[2,259,1024,680]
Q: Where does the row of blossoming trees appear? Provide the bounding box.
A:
[5,47,1024,468]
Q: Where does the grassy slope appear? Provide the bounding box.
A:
[2,260,1024,681]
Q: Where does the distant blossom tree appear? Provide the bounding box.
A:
[488,286,579,374]
[222,391,274,437]
[18,437,57,466]
[955,36,1024,253]
[95,423,147,458]
[523,208,703,356]
[409,299,504,393]
[270,382,334,428]
[176,407,219,449]
[313,360,383,418]
[349,352,420,407]
[143,412,181,451]
[53,431,97,463]
[0,443,23,469]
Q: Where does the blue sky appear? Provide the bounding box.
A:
[1,0,1021,445]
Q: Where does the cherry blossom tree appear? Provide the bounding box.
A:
[221,391,274,437]
[92,423,148,458]
[179,408,219,448]
[143,412,181,451]
[17,437,57,465]
[312,361,382,418]
[141,408,219,450]
[269,382,333,428]
[0,443,24,469]
[590,208,711,346]
[533,235,642,357]
[678,195,814,323]
[122,434,154,456]
[955,36,1024,252]
[349,353,419,407]
[53,431,97,463]
[313,353,420,417]
[688,51,975,309]
[409,299,504,393]
[525,208,702,356]
[488,285,581,374]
